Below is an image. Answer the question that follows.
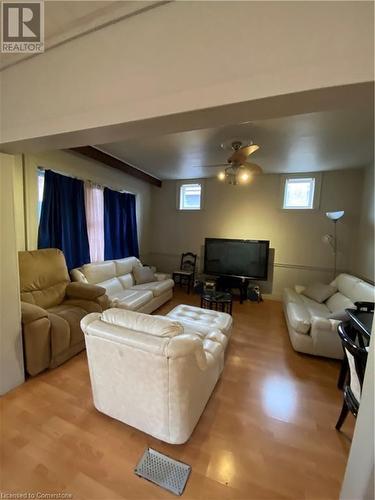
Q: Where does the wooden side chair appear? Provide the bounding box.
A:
[335,322,368,430]
[173,252,197,294]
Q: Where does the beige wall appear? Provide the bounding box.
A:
[351,164,374,283]
[149,169,364,298]
[0,153,24,394]
[15,150,152,260]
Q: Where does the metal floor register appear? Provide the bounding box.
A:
[134,447,191,496]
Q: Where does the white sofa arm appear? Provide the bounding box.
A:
[311,317,339,334]
[71,268,88,283]
[155,272,172,281]
[310,317,343,359]
[81,312,101,332]
[166,334,208,369]
[166,334,223,371]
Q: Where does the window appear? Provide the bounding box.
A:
[84,183,104,262]
[37,169,45,220]
[283,177,315,210]
[179,183,202,210]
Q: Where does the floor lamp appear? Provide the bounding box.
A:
[323,211,345,279]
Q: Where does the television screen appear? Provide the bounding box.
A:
[204,238,269,280]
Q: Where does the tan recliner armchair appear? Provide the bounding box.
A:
[19,248,109,376]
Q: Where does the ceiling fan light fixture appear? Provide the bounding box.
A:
[239,171,250,183]
[194,138,263,185]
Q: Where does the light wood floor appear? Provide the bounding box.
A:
[1,291,354,499]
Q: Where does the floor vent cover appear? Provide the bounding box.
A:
[135,447,191,496]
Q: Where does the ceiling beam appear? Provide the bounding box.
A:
[69,146,162,187]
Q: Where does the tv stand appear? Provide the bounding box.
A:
[216,276,249,304]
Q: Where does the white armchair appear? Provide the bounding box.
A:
[81,308,224,444]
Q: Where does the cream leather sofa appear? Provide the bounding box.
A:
[71,257,174,313]
[283,273,374,359]
[81,308,226,444]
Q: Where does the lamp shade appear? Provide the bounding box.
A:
[326,211,344,221]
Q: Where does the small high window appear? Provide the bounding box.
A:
[179,183,202,210]
[283,177,315,210]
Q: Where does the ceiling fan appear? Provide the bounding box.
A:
[194,140,262,185]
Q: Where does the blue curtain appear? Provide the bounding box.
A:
[104,188,139,260]
[38,170,90,270]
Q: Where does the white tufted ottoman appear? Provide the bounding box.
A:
[166,304,233,349]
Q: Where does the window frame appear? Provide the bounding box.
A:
[281,173,321,211]
[177,181,204,211]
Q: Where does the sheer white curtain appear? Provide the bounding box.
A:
[84,182,104,262]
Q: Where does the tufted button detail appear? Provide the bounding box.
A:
[166,304,233,342]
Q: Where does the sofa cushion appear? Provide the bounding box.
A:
[131,279,174,297]
[331,274,375,303]
[302,283,337,303]
[98,277,124,298]
[352,281,375,303]
[300,295,331,319]
[332,274,359,301]
[115,257,140,276]
[133,266,156,285]
[81,261,116,285]
[326,292,355,314]
[286,302,311,334]
[112,289,153,311]
[21,302,48,324]
[19,248,70,309]
[48,303,86,346]
[101,308,183,337]
[118,274,134,289]
[48,312,71,356]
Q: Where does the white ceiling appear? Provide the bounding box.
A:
[98,108,374,180]
[0,1,157,70]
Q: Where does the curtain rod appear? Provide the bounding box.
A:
[37,166,136,195]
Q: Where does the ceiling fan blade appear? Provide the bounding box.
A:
[243,162,263,174]
[229,144,260,163]
[241,144,260,156]
[192,163,228,168]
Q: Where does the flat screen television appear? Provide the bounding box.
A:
[204,238,270,280]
